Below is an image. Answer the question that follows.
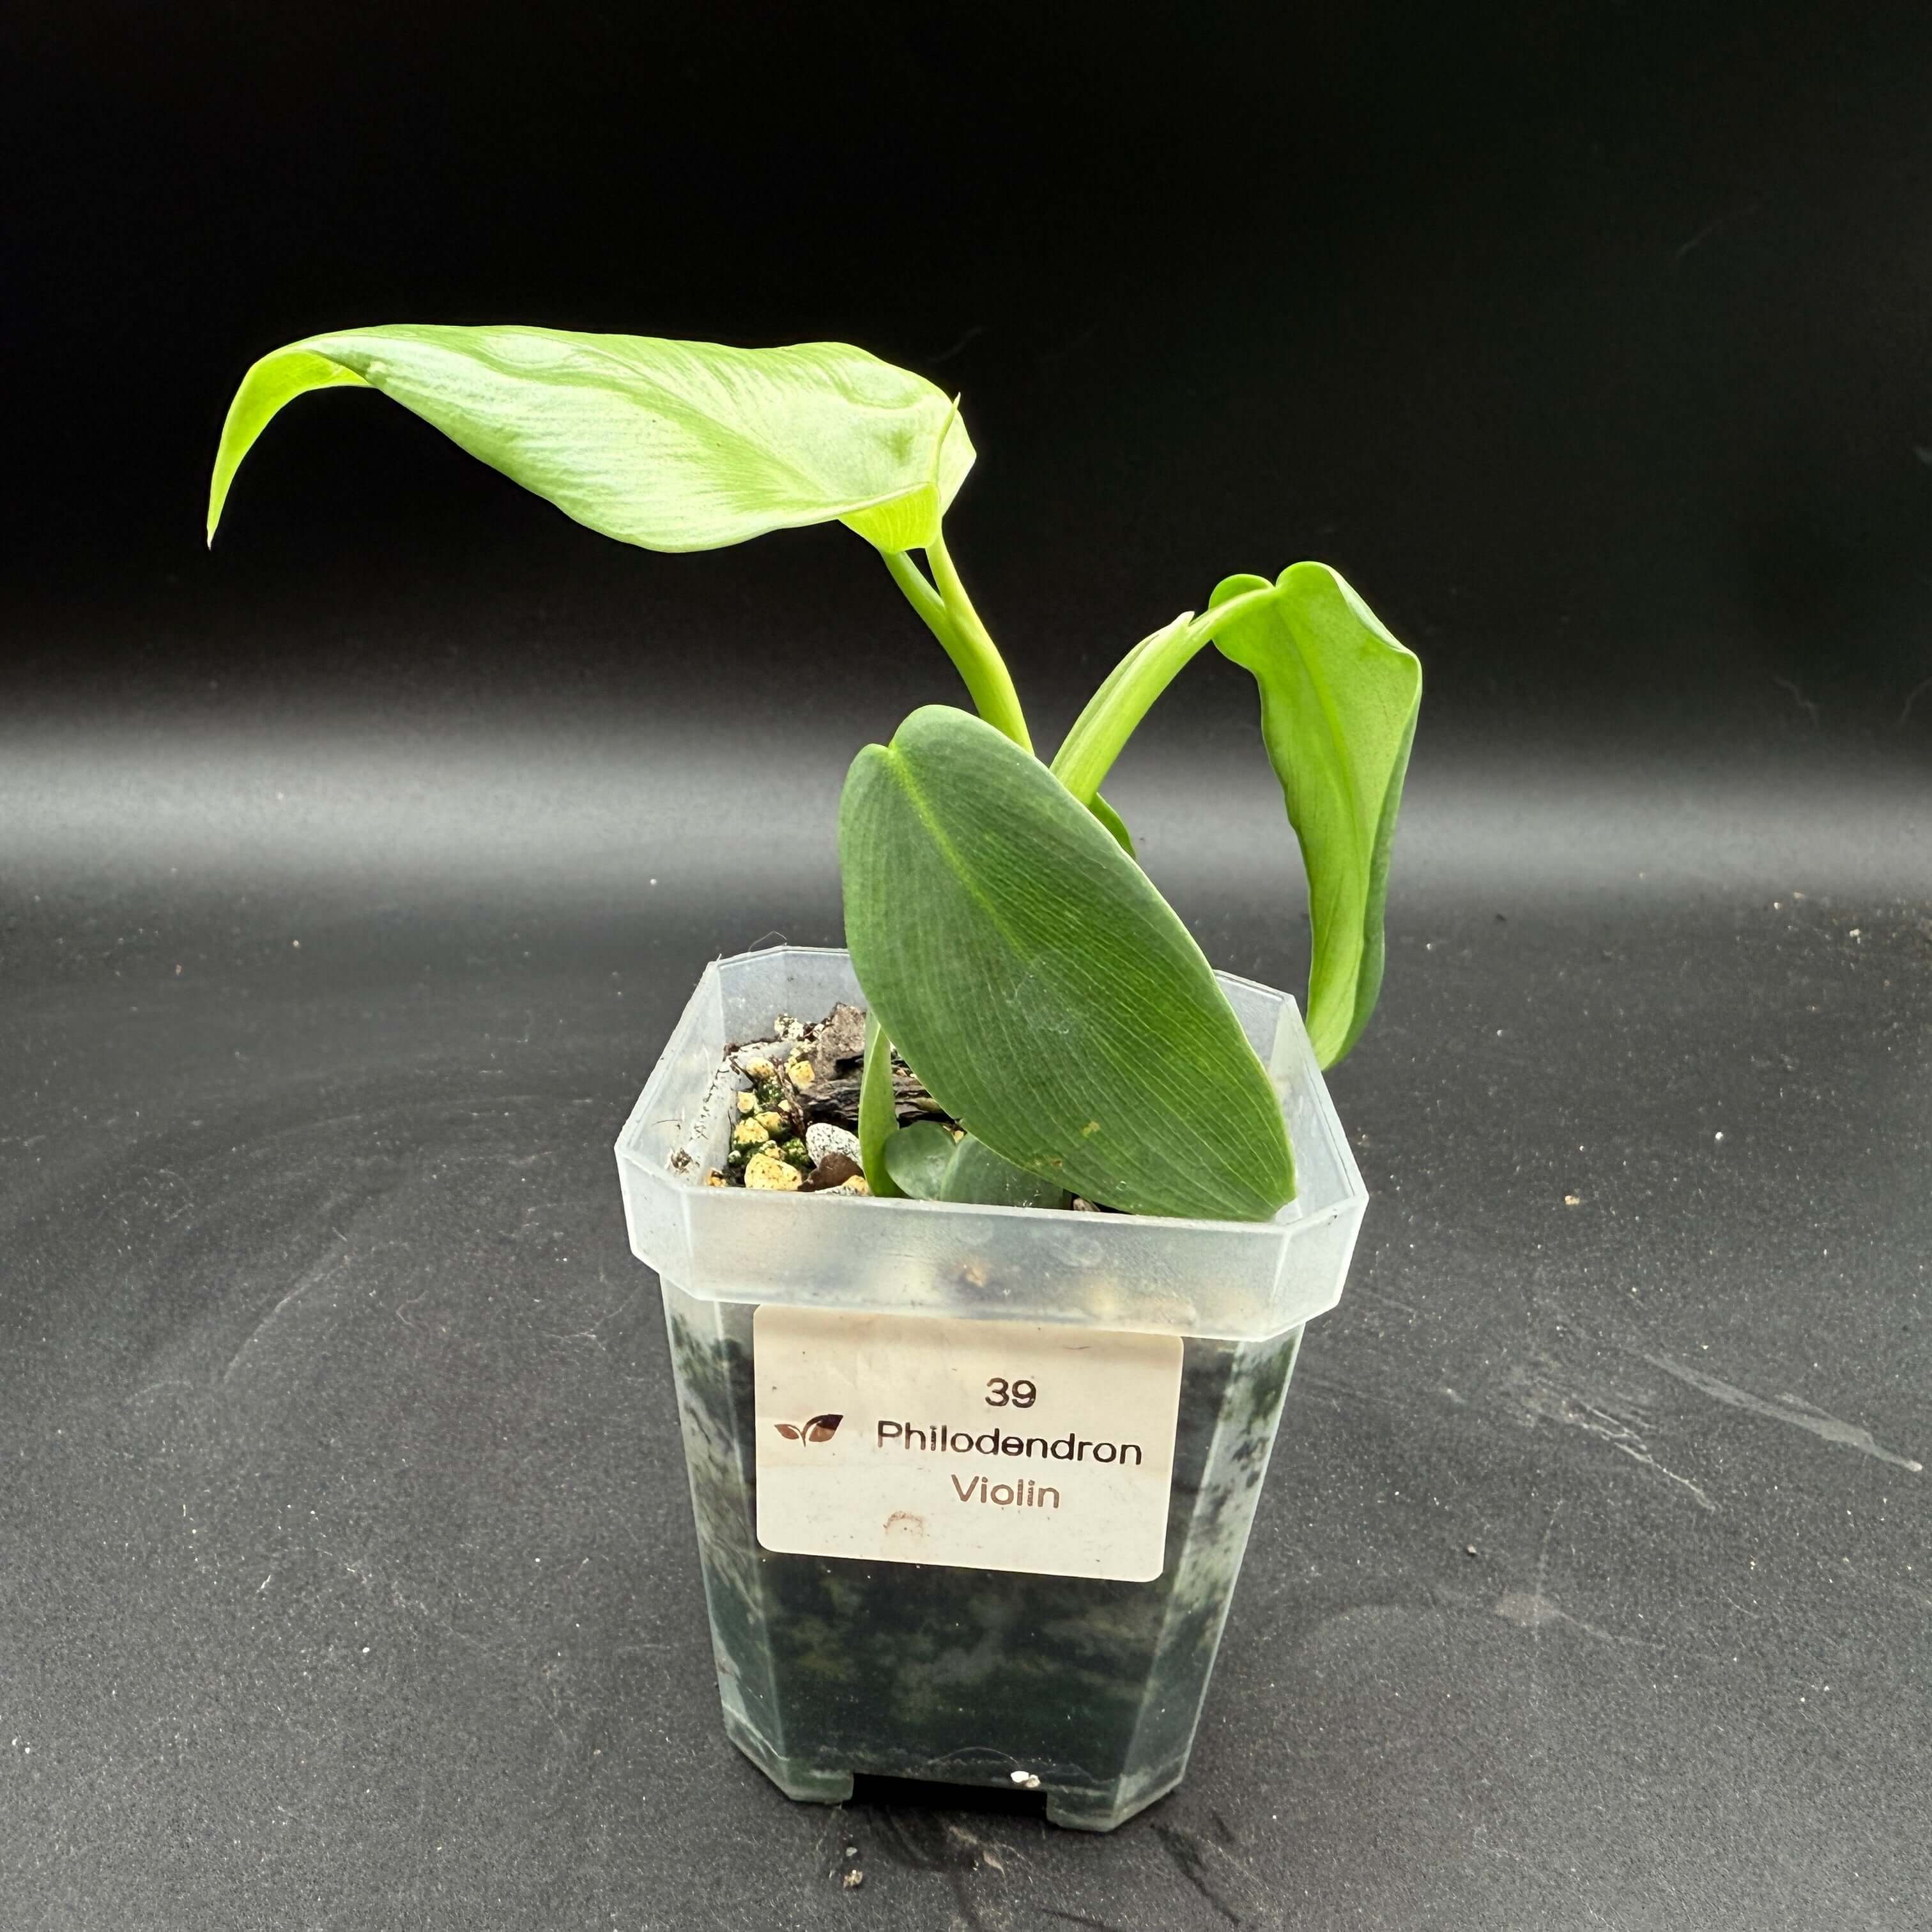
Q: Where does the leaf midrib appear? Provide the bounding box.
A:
[884,745,1276,1215]
[330,328,932,519]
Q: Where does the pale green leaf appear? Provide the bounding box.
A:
[208,326,974,552]
[840,395,971,552]
[839,705,1295,1221]
[1208,564,1422,1067]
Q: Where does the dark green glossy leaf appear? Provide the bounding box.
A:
[1208,564,1422,1067]
[208,326,974,553]
[839,706,1294,1220]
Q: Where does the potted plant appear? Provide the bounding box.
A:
[208,326,1421,1830]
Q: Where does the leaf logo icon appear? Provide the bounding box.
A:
[772,1413,844,1445]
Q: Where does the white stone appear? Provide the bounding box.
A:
[805,1122,862,1166]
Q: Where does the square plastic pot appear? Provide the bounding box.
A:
[615,946,1367,1831]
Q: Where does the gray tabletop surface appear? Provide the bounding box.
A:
[4,718,1928,1931]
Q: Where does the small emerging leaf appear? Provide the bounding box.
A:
[880,1120,959,1200]
[208,326,974,553]
[1209,564,1422,1067]
[840,706,1294,1220]
[881,1119,1078,1209]
[938,1135,1074,1210]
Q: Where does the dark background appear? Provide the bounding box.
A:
[4,4,1928,1928]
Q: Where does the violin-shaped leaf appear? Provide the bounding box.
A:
[839,706,1295,1221]
[1208,564,1422,1068]
[208,326,974,553]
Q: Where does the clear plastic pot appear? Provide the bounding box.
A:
[615,947,1367,1830]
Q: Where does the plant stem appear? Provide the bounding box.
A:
[880,548,1032,753]
[857,1012,905,1198]
[1050,586,1278,802]
[880,548,954,650]
[923,531,1034,753]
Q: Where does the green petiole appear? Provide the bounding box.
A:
[1049,585,1279,804]
[856,1011,904,1198]
[882,539,1032,754]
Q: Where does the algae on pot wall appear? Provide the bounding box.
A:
[664,1286,1303,1832]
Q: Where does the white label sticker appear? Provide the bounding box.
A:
[754,1305,1183,1583]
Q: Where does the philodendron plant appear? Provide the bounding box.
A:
[210,327,1420,1221]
